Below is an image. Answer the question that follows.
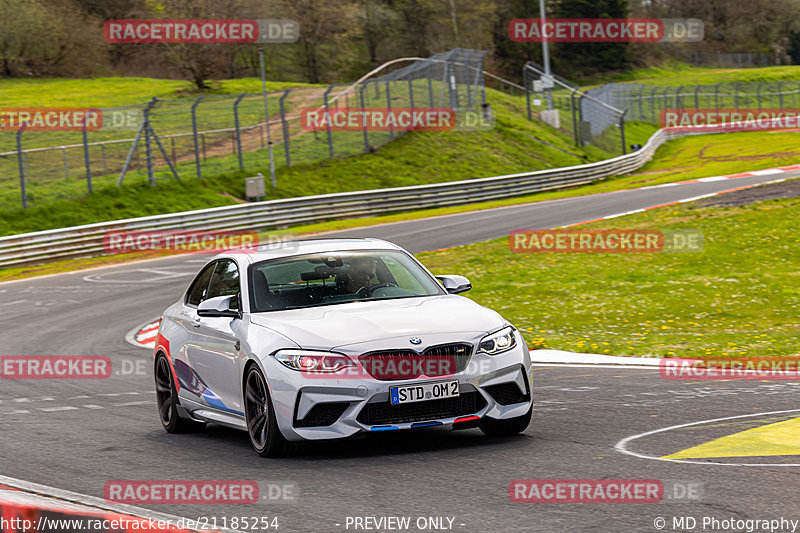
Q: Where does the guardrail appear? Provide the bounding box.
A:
[0,128,702,268]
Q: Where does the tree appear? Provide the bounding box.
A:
[0,0,107,77]
[552,0,630,74]
[492,0,544,78]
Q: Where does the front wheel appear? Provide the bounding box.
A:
[154,354,205,433]
[244,365,295,457]
[479,404,532,437]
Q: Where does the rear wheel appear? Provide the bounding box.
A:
[155,354,205,433]
[244,365,295,457]
[479,404,532,437]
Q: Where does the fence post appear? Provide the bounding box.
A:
[694,85,700,109]
[714,83,720,110]
[448,63,458,110]
[577,95,585,146]
[323,85,334,158]
[82,124,92,194]
[524,68,532,121]
[734,82,740,108]
[619,109,627,155]
[408,78,415,112]
[675,85,683,109]
[144,98,155,186]
[470,59,482,108]
[426,63,434,106]
[637,84,644,120]
[570,90,579,146]
[360,84,369,153]
[778,82,784,110]
[233,93,246,170]
[757,82,762,110]
[16,125,27,209]
[650,86,658,122]
[191,96,204,178]
[62,147,68,179]
[385,80,394,140]
[279,89,291,166]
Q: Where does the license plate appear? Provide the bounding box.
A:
[390,380,459,405]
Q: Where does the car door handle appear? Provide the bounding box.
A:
[191,317,202,328]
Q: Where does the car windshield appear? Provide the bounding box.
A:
[248,250,445,312]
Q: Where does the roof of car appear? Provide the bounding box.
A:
[216,237,403,264]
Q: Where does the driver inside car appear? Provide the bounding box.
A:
[341,256,377,294]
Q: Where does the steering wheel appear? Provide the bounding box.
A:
[356,282,398,297]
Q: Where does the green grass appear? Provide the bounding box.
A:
[583,63,800,87]
[626,130,800,184]
[417,194,800,359]
[0,77,319,107]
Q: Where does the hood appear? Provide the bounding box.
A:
[248,295,505,351]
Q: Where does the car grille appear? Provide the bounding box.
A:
[356,390,487,426]
[484,382,529,406]
[294,402,350,428]
[359,343,473,381]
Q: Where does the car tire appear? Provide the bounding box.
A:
[479,404,532,437]
[155,354,206,433]
[244,364,296,458]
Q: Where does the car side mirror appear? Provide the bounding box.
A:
[197,295,240,318]
[436,275,472,294]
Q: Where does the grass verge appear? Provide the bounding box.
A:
[582,63,800,87]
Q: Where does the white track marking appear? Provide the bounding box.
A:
[531,349,661,366]
[615,409,800,467]
[83,268,194,284]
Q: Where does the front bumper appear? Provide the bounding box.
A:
[262,335,533,442]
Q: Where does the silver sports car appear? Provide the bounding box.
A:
[154,238,533,457]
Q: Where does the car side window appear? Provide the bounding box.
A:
[207,260,241,309]
[186,263,216,307]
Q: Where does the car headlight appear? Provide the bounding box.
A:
[273,349,355,373]
[478,326,517,355]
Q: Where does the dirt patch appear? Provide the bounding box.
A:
[698,177,800,208]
